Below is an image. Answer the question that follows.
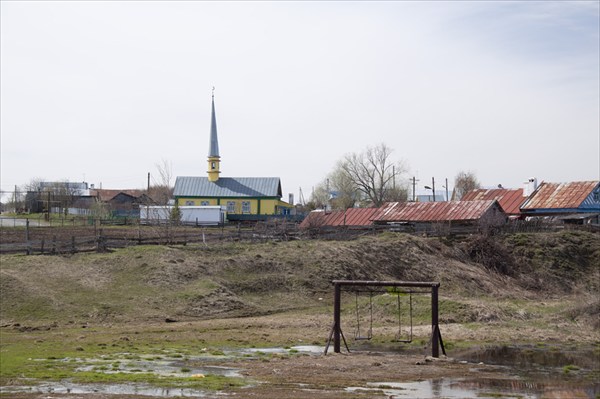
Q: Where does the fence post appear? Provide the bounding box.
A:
[41,239,45,254]
[96,228,104,252]
[71,236,76,254]
[25,219,31,255]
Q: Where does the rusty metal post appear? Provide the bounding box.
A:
[333,282,341,353]
[431,284,439,358]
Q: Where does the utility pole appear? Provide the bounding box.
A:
[445,178,449,201]
[147,173,150,192]
[412,177,419,202]
[432,177,436,202]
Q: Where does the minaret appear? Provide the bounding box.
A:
[207,88,221,182]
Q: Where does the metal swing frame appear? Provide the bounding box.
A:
[325,280,446,358]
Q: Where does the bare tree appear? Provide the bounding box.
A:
[454,170,481,200]
[308,183,330,210]
[308,165,360,211]
[328,164,359,209]
[22,177,45,192]
[148,159,174,205]
[339,143,408,207]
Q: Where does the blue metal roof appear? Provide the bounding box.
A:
[174,176,283,198]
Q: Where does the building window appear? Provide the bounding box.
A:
[593,190,600,202]
[227,201,236,213]
[200,201,210,206]
[242,201,251,214]
[185,201,194,206]
[211,162,216,170]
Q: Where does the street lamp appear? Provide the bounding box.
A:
[424,185,432,202]
[424,177,436,202]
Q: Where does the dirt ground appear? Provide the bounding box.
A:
[2,311,598,399]
[2,230,598,398]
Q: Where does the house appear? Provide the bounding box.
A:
[299,207,380,229]
[24,181,90,213]
[461,188,525,218]
[519,181,600,224]
[90,189,152,217]
[173,92,293,221]
[372,200,507,230]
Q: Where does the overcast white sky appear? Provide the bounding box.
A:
[1,1,599,201]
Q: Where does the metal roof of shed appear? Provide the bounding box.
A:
[520,181,599,210]
[461,188,524,215]
[174,176,283,198]
[372,200,501,223]
[299,207,380,228]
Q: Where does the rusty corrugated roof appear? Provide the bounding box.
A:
[372,200,501,223]
[520,181,599,210]
[461,188,524,215]
[299,207,380,228]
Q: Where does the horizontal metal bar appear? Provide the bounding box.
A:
[332,280,440,288]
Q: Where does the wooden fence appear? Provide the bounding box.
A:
[0,221,302,255]
[1,218,596,256]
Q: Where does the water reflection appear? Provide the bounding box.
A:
[0,382,210,397]
[355,378,600,399]
[455,344,599,370]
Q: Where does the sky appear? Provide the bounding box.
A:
[1,1,599,203]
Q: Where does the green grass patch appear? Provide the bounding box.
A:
[563,364,581,374]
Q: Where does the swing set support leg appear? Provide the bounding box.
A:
[333,283,341,353]
[431,285,446,357]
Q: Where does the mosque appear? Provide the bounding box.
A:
[172,92,294,221]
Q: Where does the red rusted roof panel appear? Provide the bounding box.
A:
[521,181,598,210]
[373,200,499,222]
[299,207,380,228]
[462,188,525,215]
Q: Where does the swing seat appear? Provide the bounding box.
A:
[354,328,372,341]
[393,333,412,343]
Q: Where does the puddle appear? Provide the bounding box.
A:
[0,382,216,397]
[73,353,242,378]
[455,344,599,369]
[345,344,600,399]
[347,378,600,398]
[453,344,600,382]
[238,345,325,355]
[5,345,598,398]
[1,351,244,397]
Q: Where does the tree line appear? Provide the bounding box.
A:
[307,143,481,210]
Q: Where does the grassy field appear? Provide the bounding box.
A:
[1,230,599,397]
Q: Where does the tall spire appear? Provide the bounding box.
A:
[208,87,219,157]
[207,87,221,182]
